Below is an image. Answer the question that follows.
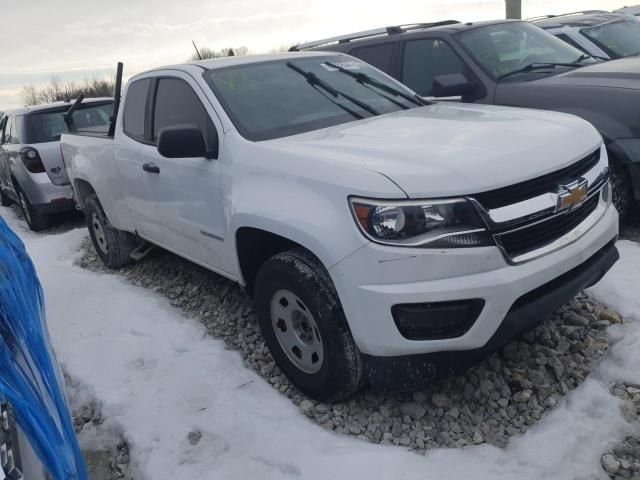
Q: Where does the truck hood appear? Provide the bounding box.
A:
[266,103,602,198]
[534,57,640,89]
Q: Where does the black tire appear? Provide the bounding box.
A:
[610,160,632,220]
[15,184,50,232]
[254,248,364,401]
[84,194,137,268]
[0,189,12,207]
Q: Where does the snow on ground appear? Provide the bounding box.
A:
[587,240,640,388]
[1,205,638,480]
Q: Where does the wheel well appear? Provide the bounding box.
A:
[606,148,633,186]
[236,227,305,295]
[74,179,96,208]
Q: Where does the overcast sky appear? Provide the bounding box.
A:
[0,0,627,109]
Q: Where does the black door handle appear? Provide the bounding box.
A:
[142,162,160,174]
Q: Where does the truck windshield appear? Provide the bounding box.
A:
[457,22,591,80]
[204,56,422,141]
[23,102,113,143]
[581,17,640,58]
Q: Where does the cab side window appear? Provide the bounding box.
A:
[402,38,468,96]
[152,78,218,151]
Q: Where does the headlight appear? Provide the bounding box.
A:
[349,197,493,248]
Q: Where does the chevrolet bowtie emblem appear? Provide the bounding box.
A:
[557,179,588,212]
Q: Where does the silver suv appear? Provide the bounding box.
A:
[0,99,113,231]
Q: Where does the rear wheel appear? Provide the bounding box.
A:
[254,248,364,401]
[15,184,50,232]
[84,194,137,268]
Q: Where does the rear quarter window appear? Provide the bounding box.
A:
[350,43,396,74]
[123,78,151,141]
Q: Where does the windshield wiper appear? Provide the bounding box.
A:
[575,53,606,62]
[498,62,583,81]
[286,62,380,116]
[309,85,366,120]
[324,61,430,107]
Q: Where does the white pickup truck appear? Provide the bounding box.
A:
[61,52,619,401]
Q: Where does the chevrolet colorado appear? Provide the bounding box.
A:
[61,53,618,400]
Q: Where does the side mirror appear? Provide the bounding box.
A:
[432,73,476,98]
[157,125,216,159]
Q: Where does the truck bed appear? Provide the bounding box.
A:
[63,124,113,139]
[60,132,131,231]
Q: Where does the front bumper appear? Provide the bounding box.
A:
[329,200,619,358]
[362,239,618,390]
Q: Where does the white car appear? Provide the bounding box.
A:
[61,52,618,400]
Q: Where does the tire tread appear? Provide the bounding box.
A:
[85,194,137,268]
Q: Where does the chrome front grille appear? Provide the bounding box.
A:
[470,147,610,263]
[473,149,601,209]
[495,193,600,260]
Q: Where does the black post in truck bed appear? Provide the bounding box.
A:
[108,62,124,137]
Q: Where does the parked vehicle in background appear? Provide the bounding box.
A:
[62,53,618,400]
[295,20,640,218]
[531,11,640,60]
[0,99,113,231]
[615,5,640,16]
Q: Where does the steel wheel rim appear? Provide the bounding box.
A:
[270,289,324,374]
[91,212,109,255]
[18,191,31,224]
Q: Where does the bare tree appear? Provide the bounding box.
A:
[505,0,522,19]
[20,76,115,106]
[20,85,39,107]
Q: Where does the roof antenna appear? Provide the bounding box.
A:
[192,40,203,60]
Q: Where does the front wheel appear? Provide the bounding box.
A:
[254,249,364,401]
[84,194,137,268]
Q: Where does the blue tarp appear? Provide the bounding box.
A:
[0,216,87,479]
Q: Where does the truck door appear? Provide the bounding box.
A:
[116,78,162,238]
[128,73,227,271]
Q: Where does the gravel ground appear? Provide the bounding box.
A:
[69,386,131,480]
[602,384,640,479]
[79,238,622,452]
